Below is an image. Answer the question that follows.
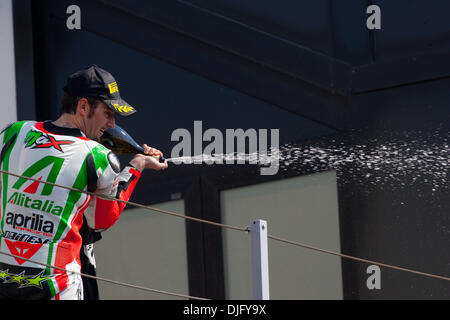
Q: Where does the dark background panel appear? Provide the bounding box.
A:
[340,77,450,298]
[373,0,450,62]
[329,0,373,65]
[184,0,334,56]
[350,77,450,132]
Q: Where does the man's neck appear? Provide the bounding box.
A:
[52,114,80,129]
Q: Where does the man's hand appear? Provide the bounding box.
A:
[129,144,168,172]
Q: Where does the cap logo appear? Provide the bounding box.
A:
[112,103,135,114]
[108,82,119,94]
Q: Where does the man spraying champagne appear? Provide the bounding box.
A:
[0,65,168,300]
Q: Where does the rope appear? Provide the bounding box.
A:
[0,169,249,233]
[2,169,450,292]
[0,250,209,300]
[0,169,244,299]
[267,234,450,282]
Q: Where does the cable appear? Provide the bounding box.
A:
[0,169,249,233]
[0,250,209,300]
[2,169,450,288]
[0,169,246,299]
[268,234,450,282]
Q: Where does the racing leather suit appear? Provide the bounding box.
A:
[0,121,141,299]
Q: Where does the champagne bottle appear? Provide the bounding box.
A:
[98,125,165,163]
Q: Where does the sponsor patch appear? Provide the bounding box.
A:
[0,269,52,289]
[108,82,119,94]
[24,129,73,152]
[112,104,135,114]
[4,239,44,265]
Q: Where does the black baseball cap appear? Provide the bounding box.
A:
[63,65,136,116]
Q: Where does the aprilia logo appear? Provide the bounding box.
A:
[5,212,55,236]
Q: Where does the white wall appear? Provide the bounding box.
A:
[0,0,17,128]
[221,170,343,299]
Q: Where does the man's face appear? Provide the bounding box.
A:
[84,101,116,139]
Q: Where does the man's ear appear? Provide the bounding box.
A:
[77,98,90,117]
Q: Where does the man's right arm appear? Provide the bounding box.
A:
[83,144,167,231]
[83,148,141,232]
[128,143,168,172]
[86,164,141,231]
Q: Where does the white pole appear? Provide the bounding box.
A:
[250,219,270,300]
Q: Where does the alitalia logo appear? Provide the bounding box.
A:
[7,192,63,216]
[5,156,65,217]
